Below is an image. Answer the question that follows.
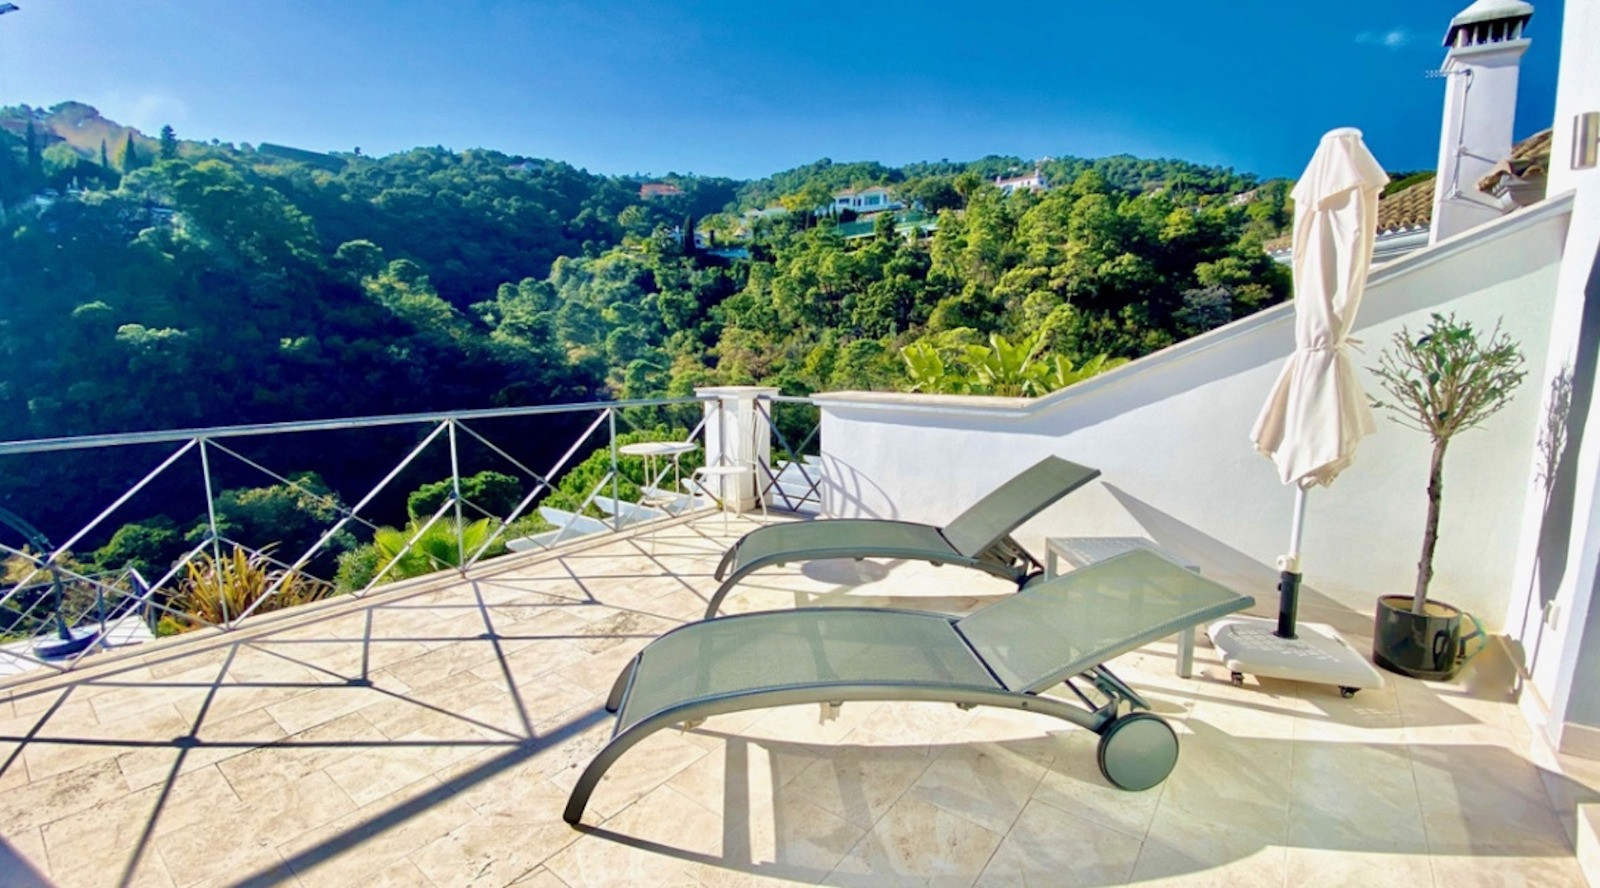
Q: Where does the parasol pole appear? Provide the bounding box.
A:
[1275,486,1308,639]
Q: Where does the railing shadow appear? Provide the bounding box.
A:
[573,717,1598,887]
[0,523,747,887]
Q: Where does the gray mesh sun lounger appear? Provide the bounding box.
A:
[563,550,1253,824]
[704,455,1101,619]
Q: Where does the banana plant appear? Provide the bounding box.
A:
[901,341,964,393]
[1031,352,1129,393]
[900,330,1125,397]
[964,332,1045,397]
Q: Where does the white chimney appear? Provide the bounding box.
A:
[1429,0,1534,243]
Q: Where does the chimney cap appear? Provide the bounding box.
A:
[1447,0,1533,30]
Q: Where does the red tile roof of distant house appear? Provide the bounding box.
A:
[640,183,684,199]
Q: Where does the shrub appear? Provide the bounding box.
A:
[169,544,335,628]
[334,544,385,593]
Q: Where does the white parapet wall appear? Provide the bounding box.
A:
[814,196,1572,629]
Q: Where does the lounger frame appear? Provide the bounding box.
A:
[562,550,1254,825]
[563,610,1125,825]
[704,456,1101,619]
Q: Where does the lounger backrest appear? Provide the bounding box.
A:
[939,456,1101,557]
[954,550,1252,693]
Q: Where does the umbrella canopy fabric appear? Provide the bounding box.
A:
[1252,128,1389,489]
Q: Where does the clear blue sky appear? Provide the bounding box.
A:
[0,0,1566,181]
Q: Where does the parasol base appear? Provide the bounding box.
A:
[1207,616,1385,697]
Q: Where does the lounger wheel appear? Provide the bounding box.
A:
[1096,712,1178,791]
[1339,686,1358,699]
[1230,671,1244,687]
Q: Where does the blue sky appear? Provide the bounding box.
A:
[0,1,1566,181]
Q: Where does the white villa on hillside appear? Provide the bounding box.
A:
[995,168,1048,195]
[830,185,902,214]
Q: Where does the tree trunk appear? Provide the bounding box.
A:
[1413,439,1448,614]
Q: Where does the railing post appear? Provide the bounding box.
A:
[198,437,228,627]
[694,386,778,512]
[448,419,465,572]
[608,408,620,530]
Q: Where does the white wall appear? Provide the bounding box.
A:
[1508,0,1600,739]
[816,201,1569,633]
[1432,40,1529,243]
[1547,0,1600,198]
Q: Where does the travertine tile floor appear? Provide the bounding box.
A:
[0,512,1596,887]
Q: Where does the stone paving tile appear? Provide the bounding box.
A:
[545,784,722,887]
[0,757,136,834]
[1,512,1597,887]
[116,704,288,792]
[41,765,228,887]
[776,744,930,832]
[408,784,580,887]
[1128,803,1288,887]
[827,794,1003,887]
[273,774,478,888]
[978,798,1144,887]
[686,795,864,887]
[215,709,386,792]
[23,700,191,783]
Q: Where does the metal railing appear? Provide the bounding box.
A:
[0,392,823,676]
[756,395,824,512]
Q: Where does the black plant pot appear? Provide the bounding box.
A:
[1372,594,1463,680]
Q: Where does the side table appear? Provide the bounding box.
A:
[619,441,697,514]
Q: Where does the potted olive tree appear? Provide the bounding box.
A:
[1369,313,1526,679]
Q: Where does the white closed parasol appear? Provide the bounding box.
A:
[1211,127,1389,697]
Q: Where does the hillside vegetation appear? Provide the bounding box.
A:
[0,100,1290,550]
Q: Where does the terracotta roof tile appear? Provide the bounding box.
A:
[1261,129,1552,255]
[1377,175,1436,233]
[1478,127,1553,192]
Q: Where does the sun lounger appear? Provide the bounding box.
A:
[703,455,1100,619]
[563,549,1253,824]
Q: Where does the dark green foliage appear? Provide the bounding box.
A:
[118,132,140,172]
[0,101,1287,559]
[24,119,42,180]
[159,125,178,161]
[407,470,524,521]
[201,473,357,568]
[93,517,187,577]
[1382,170,1433,197]
[334,544,384,592]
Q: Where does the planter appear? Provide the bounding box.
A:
[1372,595,1464,680]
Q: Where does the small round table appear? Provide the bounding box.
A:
[619,441,697,514]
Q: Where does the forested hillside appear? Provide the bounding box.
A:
[2,101,1290,439]
[0,100,1290,556]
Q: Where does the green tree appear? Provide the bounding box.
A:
[93,517,187,577]
[159,124,178,160]
[198,473,356,571]
[24,119,42,181]
[406,470,524,521]
[118,132,141,172]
